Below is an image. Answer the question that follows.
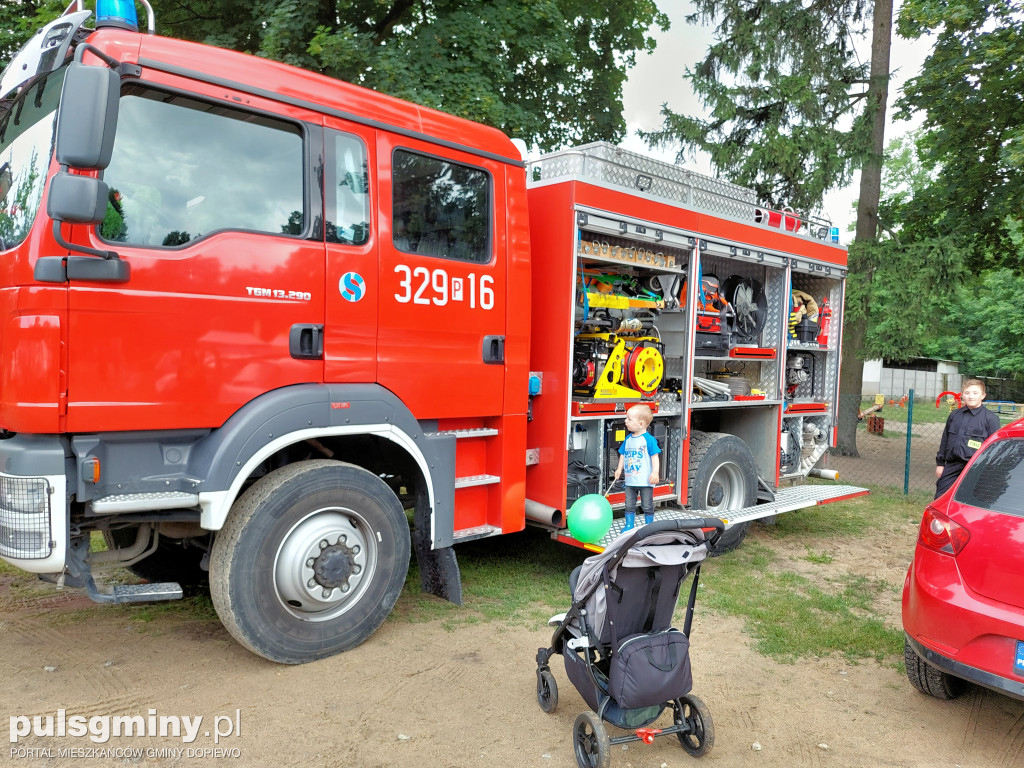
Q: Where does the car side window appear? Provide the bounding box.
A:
[954,437,1024,518]
[326,132,369,245]
[391,149,491,263]
[100,86,304,247]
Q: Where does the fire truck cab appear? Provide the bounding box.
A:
[0,5,864,664]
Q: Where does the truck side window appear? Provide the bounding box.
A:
[392,149,490,263]
[326,132,369,245]
[0,69,64,253]
[99,87,304,247]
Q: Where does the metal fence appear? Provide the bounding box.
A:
[823,390,1024,495]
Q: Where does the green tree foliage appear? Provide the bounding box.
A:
[641,0,872,213]
[641,0,894,456]
[845,131,967,363]
[149,0,667,150]
[3,2,666,150]
[923,264,1024,379]
[0,1,66,68]
[895,0,1024,267]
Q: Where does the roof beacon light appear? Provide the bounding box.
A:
[96,0,139,31]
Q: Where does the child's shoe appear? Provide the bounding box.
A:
[623,512,636,531]
[644,513,654,525]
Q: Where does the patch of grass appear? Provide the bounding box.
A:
[699,539,904,664]
[802,549,833,564]
[391,528,587,630]
[860,400,953,426]
[763,485,924,539]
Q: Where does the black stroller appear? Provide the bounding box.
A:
[535,518,724,767]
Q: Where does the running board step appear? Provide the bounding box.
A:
[454,474,500,489]
[438,428,498,438]
[91,491,199,514]
[452,525,503,543]
[86,579,183,604]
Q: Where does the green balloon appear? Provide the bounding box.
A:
[567,494,613,543]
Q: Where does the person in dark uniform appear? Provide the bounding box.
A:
[934,379,1001,498]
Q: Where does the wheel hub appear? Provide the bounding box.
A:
[707,482,725,506]
[275,509,373,618]
[310,538,359,590]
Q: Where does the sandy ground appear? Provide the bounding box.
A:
[2,512,1024,768]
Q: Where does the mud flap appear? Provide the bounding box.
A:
[413,494,462,605]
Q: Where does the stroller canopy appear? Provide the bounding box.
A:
[573,527,710,643]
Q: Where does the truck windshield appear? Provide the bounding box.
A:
[0,68,64,253]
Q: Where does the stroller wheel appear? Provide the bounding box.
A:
[674,694,714,757]
[573,711,610,768]
[536,669,558,713]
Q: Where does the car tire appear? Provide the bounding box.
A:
[904,636,965,699]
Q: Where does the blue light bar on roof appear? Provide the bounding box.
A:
[96,0,138,31]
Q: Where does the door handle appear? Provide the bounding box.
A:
[289,324,324,360]
[482,335,505,364]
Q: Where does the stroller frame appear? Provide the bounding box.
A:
[535,518,724,767]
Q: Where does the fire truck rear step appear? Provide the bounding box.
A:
[452,525,503,543]
[454,474,500,489]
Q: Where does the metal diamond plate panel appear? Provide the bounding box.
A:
[571,483,869,549]
[531,142,758,221]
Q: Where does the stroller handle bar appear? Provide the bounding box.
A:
[612,517,727,558]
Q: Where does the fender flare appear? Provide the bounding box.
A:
[189,383,456,547]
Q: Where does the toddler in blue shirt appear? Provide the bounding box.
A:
[613,404,661,530]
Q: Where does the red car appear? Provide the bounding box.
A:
[903,418,1024,701]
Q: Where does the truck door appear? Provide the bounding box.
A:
[65,83,326,431]
[375,137,508,420]
[323,122,377,383]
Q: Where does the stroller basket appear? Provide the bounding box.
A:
[534,517,725,767]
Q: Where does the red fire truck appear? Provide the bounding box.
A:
[0,4,865,663]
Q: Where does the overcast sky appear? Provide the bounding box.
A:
[619,0,933,239]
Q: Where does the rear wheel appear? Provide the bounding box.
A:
[210,460,410,664]
[688,431,758,553]
[573,711,610,768]
[904,637,965,699]
[674,694,714,756]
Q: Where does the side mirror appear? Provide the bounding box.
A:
[54,62,120,170]
[46,171,109,224]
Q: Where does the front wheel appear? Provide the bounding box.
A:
[210,460,411,664]
[537,669,558,713]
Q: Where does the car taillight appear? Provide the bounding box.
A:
[918,506,970,555]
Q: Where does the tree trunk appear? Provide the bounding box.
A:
[836,0,893,456]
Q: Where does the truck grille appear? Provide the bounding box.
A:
[0,476,52,559]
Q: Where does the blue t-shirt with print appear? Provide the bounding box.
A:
[618,432,661,487]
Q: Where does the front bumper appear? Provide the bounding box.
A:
[0,436,68,573]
